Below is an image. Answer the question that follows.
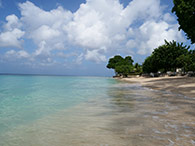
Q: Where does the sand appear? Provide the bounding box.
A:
[121,76,195,98]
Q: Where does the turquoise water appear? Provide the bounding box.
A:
[0,75,116,133]
[0,75,194,146]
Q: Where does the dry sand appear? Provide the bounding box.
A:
[121,76,195,98]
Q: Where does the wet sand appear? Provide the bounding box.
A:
[121,76,195,98]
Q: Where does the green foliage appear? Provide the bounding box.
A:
[124,56,134,65]
[107,55,135,77]
[177,50,195,71]
[115,65,134,77]
[142,55,158,73]
[106,55,124,69]
[142,40,190,73]
[134,63,142,74]
[172,0,195,44]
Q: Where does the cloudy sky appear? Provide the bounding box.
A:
[0,0,192,76]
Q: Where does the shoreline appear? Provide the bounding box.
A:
[120,76,195,98]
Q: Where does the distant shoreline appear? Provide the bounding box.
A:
[119,76,195,98]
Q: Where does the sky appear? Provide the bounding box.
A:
[0,0,193,76]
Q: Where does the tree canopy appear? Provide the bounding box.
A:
[142,40,191,73]
[176,50,195,72]
[107,55,137,77]
[172,0,195,44]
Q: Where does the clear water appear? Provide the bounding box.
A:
[0,75,194,146]
[0,75,116,132]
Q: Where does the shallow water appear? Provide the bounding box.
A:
[0,75,194,146]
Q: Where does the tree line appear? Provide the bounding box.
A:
[107,40,194,77]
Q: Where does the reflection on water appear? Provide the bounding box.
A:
[0,80,195,146]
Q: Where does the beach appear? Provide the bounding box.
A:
[0,75,195,146]
[121,76,195,98]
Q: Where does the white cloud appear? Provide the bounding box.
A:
[64,0,183,61]
[4,14,22,31]
[0,14,24,48]
[163,13,175,22]
[19,1,73,30]
[127,20,184,55]
[31,25,60,42]
[0,0,185,65]
[18,1,73,56]
[85,50,106,63]
[0,0,2,7]
[0,28,25,48]
[123,0,162,23]
[5,50,30,59]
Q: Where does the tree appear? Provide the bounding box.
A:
[188,50,195,71]
[152,40,189,72]
[124,56,134,65]
[115,65,134,77]
[134,63,142,74]
[172,0,195,44]
[142,40,190,73]
[177,50,195,72]
[107,55,134,77]
[142,55,158,73]
[106,55,124,70]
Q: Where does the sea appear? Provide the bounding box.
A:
[0,75,194,146]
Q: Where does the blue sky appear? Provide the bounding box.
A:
[0,0,193,76]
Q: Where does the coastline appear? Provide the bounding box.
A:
[120,76,195,98]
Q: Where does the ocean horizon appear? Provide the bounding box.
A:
[0,73,112,77]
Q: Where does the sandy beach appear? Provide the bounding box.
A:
[121,76,195,98]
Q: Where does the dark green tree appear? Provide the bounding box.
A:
[107,55,134,77]
[124,56,134,65]
[115,65,134,77]
[172,0,195,44]
[142,40,190,73]
[142,55,158,73]
[134,63,142,74]
[177,49,195,72]
[188,50,195,71]
[106,55,124,70]
[152,40,189,72]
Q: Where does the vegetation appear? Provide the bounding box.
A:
[142,40,194,74]
[142,55,158,73]
[107,40,194,77]
[172,0,195,44]
[176,50,195,72]
[107,55,141,77]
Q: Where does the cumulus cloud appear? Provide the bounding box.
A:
[0,14,24,48]
[18,1,73,55]
[0,0,185,66]
[126,20,184,55]
[4,14,22,31]
[0,28,25,48]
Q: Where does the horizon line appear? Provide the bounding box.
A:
[0,73,111,77]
